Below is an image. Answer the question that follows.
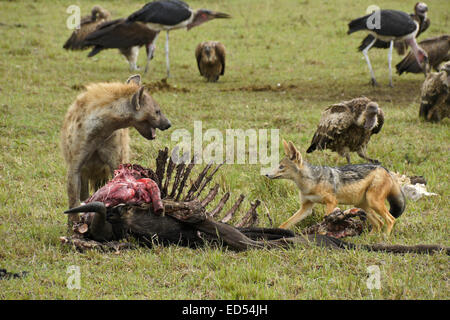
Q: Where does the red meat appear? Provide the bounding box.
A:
[85,164,164,215]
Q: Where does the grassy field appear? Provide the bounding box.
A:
[0,0,449,300]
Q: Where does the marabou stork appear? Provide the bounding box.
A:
[357,3,430,56]
[82,19,158,71]
[126,0,230,77]
[348,7,429,87]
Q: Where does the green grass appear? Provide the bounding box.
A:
[0,0,449,299]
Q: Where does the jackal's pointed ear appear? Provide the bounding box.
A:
[131,86,145,111]
[288,141,303,165]
[126,74,141,86]
[282,140,291,157]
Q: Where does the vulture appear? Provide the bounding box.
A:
[195,41,226,82]
[419,62,450,122]
[396,35,450,75]
[81,19,158,72]
[306,97,384,164]
[63,5,111,50]
[357,2,430,56]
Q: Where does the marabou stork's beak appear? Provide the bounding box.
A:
[187,10,231,30]
[211,12,231,19]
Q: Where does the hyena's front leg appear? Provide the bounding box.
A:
[66,167,82,224]
[80,175,90,203]
[279,201,314,229]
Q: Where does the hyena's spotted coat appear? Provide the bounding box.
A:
[61,75,171,223]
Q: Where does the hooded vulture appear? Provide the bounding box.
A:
[195,41,226,82]
[396,35,450,75]
[63,5,111,50]
[419,62,450,122]
[81,19,158,72]
[306,97,384,164]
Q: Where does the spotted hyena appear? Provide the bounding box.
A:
[61,74,171,223]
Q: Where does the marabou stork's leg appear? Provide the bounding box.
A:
[388,40,394,87]
[362,37,377,86]
[165,31,170,78]
[144,31,160,74]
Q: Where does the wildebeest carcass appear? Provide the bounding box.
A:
[61,148,449,255]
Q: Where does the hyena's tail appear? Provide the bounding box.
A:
[388,182,406,218]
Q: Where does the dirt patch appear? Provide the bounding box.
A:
[144,79,190,93]
[0,22,27,28]
[69,79,190,93]
[221,83,301,92]
[220,79,424,104]
[70,84,85,91]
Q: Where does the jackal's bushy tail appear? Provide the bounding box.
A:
[388,183,406,218]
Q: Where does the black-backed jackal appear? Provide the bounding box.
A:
[265,140,406,235]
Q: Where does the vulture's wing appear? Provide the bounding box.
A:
[214,42,226,75]
[419,72,447,119]
[396,35,450,74]
[195,42,205,75]
[306,104,354,153]
[417,17,430,38]
[83,19,157,49]
[63,15,108,50]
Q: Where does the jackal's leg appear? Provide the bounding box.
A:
[366,192,396,235]
[361,205,384,233]
[279,201,314,229]
[325,198,338,215]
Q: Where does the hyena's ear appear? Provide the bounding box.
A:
[288,141,303,166]
[126,74,141,86]
[131,86,145,111]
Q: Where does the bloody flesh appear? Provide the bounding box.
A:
[85,164,164,214]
